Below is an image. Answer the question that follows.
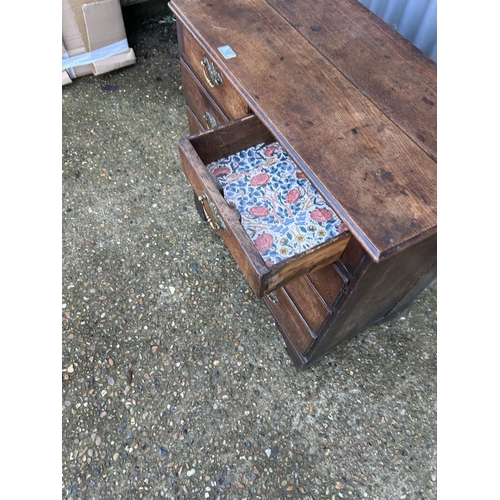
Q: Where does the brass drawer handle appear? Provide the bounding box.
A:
[203,111,217,129]
[201,56,223,87]
[198,193,226,232]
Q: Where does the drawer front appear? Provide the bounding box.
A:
[306,263,348,308]
[264,287,315,356]
[284,276,330,332]
[185,105,204,135]
[265,264,347,364]
[181,58,228,132]
[177,114,351,297]
[179,22,249,120]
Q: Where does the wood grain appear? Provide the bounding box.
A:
[179,135,268,295]
[268,0,437,161]
[305,233,437,368]
[306,264,346,308]
[284,276,329,332]
[265,232,351,293]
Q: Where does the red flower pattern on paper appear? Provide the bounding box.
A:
[213,166,231,177]
[249,206,269,217]
[263,145,280,157]
[250,173,270,186]
[255,233,273,252]
[205,142,348,266]
[311,208,334,223]
[286,189,300,204]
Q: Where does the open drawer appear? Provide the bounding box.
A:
[177,114,351,297]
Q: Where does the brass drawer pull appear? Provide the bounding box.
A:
[267,291,280,304]
[203,111,217,129]
[198,193,226,232]
[201,56,223,87]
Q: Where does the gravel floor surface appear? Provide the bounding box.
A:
[62,11,437,500]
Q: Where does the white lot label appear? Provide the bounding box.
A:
[218,45,237,59]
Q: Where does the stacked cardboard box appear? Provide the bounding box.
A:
[62,0,136,85]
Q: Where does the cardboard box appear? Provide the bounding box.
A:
[62,0,136,85]
[62,42,74,85]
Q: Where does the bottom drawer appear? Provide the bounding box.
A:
[186,105,204,135]
[304,263,348,309]
[264,262,347,362]
[283,275,331,332]
[264,286,316,357]
[178,114,351,297]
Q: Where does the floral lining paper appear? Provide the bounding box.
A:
[206,142,349,267]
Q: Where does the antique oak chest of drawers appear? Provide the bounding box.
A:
[168,0,437,370]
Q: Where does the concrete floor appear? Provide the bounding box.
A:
[61,8,437,500]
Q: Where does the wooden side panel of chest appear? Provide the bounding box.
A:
[263,234,436,370]
[305,236,436,369]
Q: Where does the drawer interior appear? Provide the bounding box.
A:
[206,140,348,268]
[178,114,351,296]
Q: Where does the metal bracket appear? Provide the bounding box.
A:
[203,111,217,129]
[198,193,226,232]
[201,56,223,87]
[267,291,280,304]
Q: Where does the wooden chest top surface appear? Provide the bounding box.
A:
[169,0,437,262]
